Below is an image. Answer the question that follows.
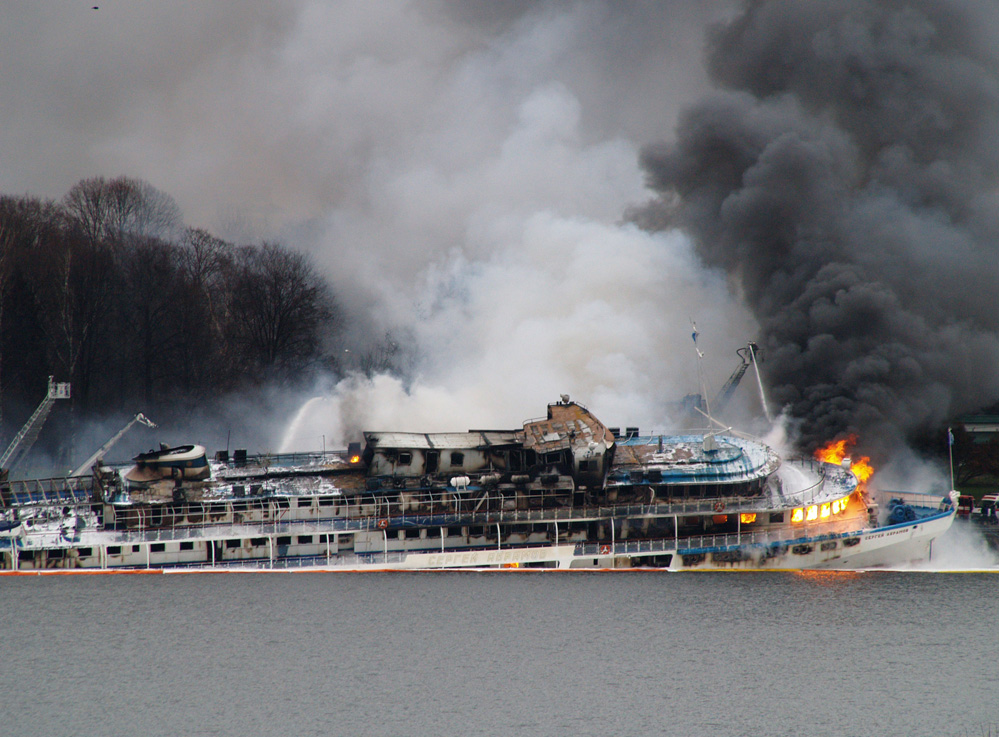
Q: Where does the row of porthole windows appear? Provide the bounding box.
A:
[106,542,197,555]
[104,537,348,555]
[30,535,357,560]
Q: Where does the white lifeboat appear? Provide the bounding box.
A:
[125,443,210,484]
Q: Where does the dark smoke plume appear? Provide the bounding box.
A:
[635,0,999,458]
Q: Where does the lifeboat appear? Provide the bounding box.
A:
[125,443,210,484]
[0,519,21,537]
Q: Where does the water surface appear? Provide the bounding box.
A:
[2,569,997,737]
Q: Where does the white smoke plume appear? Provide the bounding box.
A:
[1,2,765,449]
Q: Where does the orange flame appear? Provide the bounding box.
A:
[851,457,874,483]
[814,435,875,485]
[814,435,856,464]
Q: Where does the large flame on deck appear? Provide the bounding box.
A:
[814,434,874,485]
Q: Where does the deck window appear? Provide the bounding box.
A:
[107,546,122,555]
[398,452,413,465]
[180,542,195,551]
[297,498,313,508]
[225,539,241,549]
[450,451,464,467]
[150,543,166,553]
[297,535,314,544]
[276,536,292,546]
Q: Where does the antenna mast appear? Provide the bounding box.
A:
[690,321,710,419]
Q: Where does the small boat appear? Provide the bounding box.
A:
[124,444,210,484]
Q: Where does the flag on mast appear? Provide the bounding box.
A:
[690,321,704,358]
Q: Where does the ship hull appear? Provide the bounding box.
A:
[0,506,953,575]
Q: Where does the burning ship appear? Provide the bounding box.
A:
[0,396,957,573]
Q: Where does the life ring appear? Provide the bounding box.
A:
[713,501,725,513]
[376,519,388,529]
[599,544,611,555]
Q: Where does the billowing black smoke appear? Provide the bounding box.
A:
[635,0,999,458]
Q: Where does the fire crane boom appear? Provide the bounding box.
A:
[70,413,157,477]
[711,342,771,421]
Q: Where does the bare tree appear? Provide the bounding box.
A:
[117,237,189,403]
[0,196,67,421]
[230,242,336,378]
[174,228,237,393]
[63,176,182,245]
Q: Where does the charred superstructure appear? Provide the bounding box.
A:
[0,399,956,573]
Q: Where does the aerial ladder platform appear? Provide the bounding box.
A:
[0,376,71,476]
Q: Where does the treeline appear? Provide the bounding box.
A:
[0,176,339,440]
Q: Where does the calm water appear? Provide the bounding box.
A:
[2,565,998,737]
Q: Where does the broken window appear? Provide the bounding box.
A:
[451,451,464,467]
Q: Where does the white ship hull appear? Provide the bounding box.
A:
[0,400,958,576]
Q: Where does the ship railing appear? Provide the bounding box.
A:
[671,522,849,552]
[10,476,850,549]
[581,525,853,557]
[777,459,828,507]
[2,475,94,508]
[872,489,947,508]
[11,495,797,547]
[170,551,412,571]
[214,451,342,470]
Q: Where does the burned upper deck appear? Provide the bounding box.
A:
[609,433,781,495]
[361,430,523,477]
[362,399,616,487]
[523,401,615,455]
